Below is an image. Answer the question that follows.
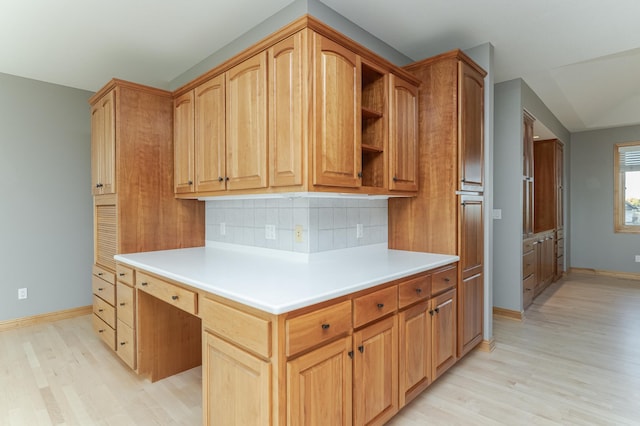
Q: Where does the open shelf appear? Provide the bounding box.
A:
[360,62,387,189]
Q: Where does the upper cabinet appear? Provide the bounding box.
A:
[172,19,421,199]
[458,61,485,192]
[91,90,115,195]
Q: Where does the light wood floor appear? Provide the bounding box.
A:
[1,272,639,425]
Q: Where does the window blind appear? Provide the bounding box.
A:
[619,144,640,172]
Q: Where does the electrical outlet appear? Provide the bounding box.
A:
[635,255,640,263]
[294,225,303,243]
[220,222,226,236]
[492,209,502,220]
[18,288,27,300]
[356,224,364,239]
[265,224,276,240]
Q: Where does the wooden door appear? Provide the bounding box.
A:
[389,74,418,192]
[173,91,195,194]
[195,75,226,192]
[204,333,271,426]
[91,90,115,195]
[226,52,268,191]
[523,112,535,236]
[556,142,564,230]
[458,60,484,192]
[458,273,483,357]
[268,32,304,188]
[431,289,457,380]
[353,316,398,426]
[313,34,361,188]
[287,336,352,426]
[398,300,431,407]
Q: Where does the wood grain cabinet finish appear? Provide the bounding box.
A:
[90,89,115,195]
[430,288,457,380]
[173,91,196,194]
[398,300,431,407]
[458,60,485,192]
[388,74,419,192]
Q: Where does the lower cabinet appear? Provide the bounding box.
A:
[204,333,271,425]
[398,300,431,406]
[430,288,457,381]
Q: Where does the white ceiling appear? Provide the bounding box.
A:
[2,0,639,134]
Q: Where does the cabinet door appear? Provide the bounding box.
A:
[269,32,304,188]
[389,74,418,192]
[458,61,484,192]
[398,300,431,408]
[556,142,564,230]
[204,333,271,426]
[91,90,115,195]
[353,316,398,426]
[431,289,457,380]
[174,91,195,194]
[226,52,268,191]
[288,336,352,426]
[195,75,226,192]
[313,34,361,188]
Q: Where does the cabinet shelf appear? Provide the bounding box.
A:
[362,107,383,119]
[362,143,384,154]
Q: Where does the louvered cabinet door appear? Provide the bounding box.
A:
[94,199,116,271]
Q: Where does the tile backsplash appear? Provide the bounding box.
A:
[205,197,388,253]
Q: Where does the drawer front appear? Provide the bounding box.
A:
[116,319,136,369]
[523,238,535,253]
[523,274,535,308]
[116,264,134,287]
[286,300,352,357]
[136,272,197,315]
[92,275,115,305]
[431,265,457,296]
[353,285,398,328]
[92,314,115,350]
[201,298,272,358]
[92,264,115,285]
[398,273,431,309]
[93,295,115,328]
[116,282,135,328]
[522,250,535,279]
[556,228,564,239]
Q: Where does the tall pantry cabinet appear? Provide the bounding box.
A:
[389,50,486,358]
[90,79,204,365]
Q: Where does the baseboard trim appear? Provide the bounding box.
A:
[570,268,640,281]
[0,305,92,332]
[477,337,496,352]
[493,307,524,321]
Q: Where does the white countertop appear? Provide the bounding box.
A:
[115,243,458,315]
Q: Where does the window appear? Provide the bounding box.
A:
[615,142,640,233]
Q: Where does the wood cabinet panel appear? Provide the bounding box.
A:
[458,273,483,356]
[353,315,398,426]
[116,264,134,287]
[286,300,352,357]
[136,272,197,315]
[353,285,397,329]
[92,314,115,350]
[116,319,136,369]
[389,74,418,192]
[92,276,115,305]
[460,195,483,280]
[458,60,484,192]
[431,289,457,380]
[194,75,226,192]
[313,34,361,188]
[431,265,457,296]
[116,282,135,328]
[398,273,431,309]
[93,295,115,328]
[173,91,195,194]
[287,336,352,426]
[91,90,115,195]
[398,300,431,407]
[204,333,271,426]
[226,52,268,191]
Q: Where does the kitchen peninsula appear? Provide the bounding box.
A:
[113,244,458,425]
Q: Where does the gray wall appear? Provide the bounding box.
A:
[570,125,640,274]
[0,73,93,322]
[170,0,413,91]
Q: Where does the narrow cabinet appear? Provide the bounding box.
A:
[173,91,195,194]
[195,74,226,192]
[388,74,418,192]
[312,33,361,188]
[458,60,485,192]
[90,89,115,195]
[398,300,431,407]
[431,288,457,380]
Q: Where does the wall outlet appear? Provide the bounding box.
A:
[635,255,640,263]
[220,222,226,236]
[294,225,303,243]
[492,209,502,220]
[356,224,364,239]
[18,288,27,300]
[265,224,277,240]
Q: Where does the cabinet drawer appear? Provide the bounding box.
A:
[92,275,115,305]
[116,282,135,328]
[431,265,457,296]
[116,319,136,369]
[116,264,134,287]
[136,272,197,315]
[92,314,115,350]
[286,300,352,357]
[523,274,535,308]
[398,273,431,309]
[93,295,115,328]
[523,250,535,279]
[523,238,536,253]
[92,264,115,285]
[556,228,564,240]
[353,285,398,328]
[201,298,272,358]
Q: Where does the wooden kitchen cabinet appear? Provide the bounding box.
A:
[398,299,431,407]
[522,111,535,238]
[91,89,115,195]
[388,74,418,192]
[431,288,457,380]
[458,60,485,192]
[287,336,353,426]
[173,91,196,194]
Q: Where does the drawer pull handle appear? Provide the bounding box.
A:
[98,329,104,333]
[119,273,125,277]
[119,302,125,306]
[141,282,148,286]
[348,351,354,359]
[429,310,434,316]
[444,277,450,282]
[435,307,440,314]
[171,295,179,301]
[377,303,384,309]
[358,345,364,353]
[321,323,330,330]
[97,272,103,276]
[98,309,103,313]
[415,288,422,294]
[120,342,126,346]
[98,287,104,291]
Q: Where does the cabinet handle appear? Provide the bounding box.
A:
[377,303,384,309]
[415,288,422,294]
[393,176,398,182]
[119,302,125,306]
[140,282,148,286]
[444,277,450,282]
[357,172,363,178]
[218,176,224,182]
[98,308,103,312]
[429,310,435,316]
[120,342,126,346]
[188,180,193,185]
[461,179,466,183]
[348,351,354,359]
[358,345,364,353]
[97,272,103,276]
[321,323,330,330]
[225,177,230,181]
[96,183,103,188]
[171,295,179,301]
[118,273,125,277]
[435,307,440,314]
[98,287,104,291]
[98,329,104,333]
